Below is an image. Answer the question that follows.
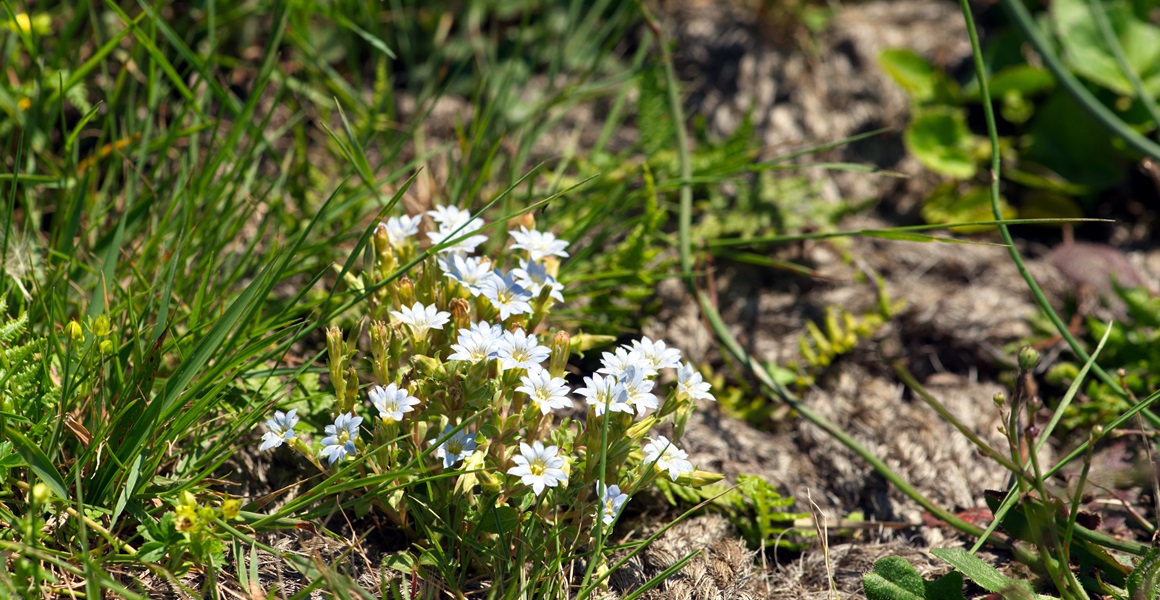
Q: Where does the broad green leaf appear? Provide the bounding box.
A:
[1051,0,1160,96]
[879,49,940,102]
[1023,91,1125,190]
[905,108,978,178]
[988,65,1056,97]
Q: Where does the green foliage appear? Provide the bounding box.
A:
[1042,285,1160,431]
[863,550,1051,600]
[881,0,1158,229]
[862,556,966,600]
[789,281,904,388]
[655,473,809,550]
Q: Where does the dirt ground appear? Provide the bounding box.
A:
[182,2,1160,598]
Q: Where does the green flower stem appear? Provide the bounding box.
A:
[991,0,1160,431]
[892,363,1026,476]
[652,0,1030,568]
[999,0,1160,161]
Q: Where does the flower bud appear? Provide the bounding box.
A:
[571,333,617,353]
[625,416,658,441]
[326,327,348,399]
[450,298,471,332]
[92,315,111,337]
[369,321,391,383]
[66,320,84,342]
[1017,346,1040,372]
[344,366,360,407]
[373,222,391,255]
[99,340,115,355]
[549,330,571,377]
[221,498,241,520]
[412,354,446,378]
[516,212,536,231]
[675,469,725,487]
[32,482,51,504]
[992,393,1005,406]
[396,277,416,308]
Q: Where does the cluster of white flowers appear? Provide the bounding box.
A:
[258,205,719,535]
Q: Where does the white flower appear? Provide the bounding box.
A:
[447,324,503,364]
[507,441,568,495]
[390,302,451,338]
[509,226,570,261]
[576,374,633,417]
[481,270,533,321]
[496,329,550,371]
[470,320,504,338]
[596,481,629,526]
[426,206,488,254]
[432,425,478,468]
[427,205,474,229]
[511,259,564,303]
[631,337,682,372]
[370,383,421,425]
[319,413,362,466]
[515,366,573,415]
[259,409,299,451]
[618,365,657,414]
[597,346,655,379]
[643,436,694,481]
[677,363,714,402]
[441,254,496,296]
[378,215,422,245]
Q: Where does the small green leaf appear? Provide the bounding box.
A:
[880,49,940,101]
[863,556,927,600]
[905,108,978,178]
[5,425,68,500]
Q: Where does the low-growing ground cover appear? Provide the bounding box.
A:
[3,0,1160,598]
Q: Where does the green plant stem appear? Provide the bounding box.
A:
[1085,0,1160,134]
[892,363,1025,475]
[999,0,1160,161]
[650,0,1045,568]
[992,0,1160,431]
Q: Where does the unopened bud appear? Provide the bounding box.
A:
[477,469,502,492]
[374,222,391,254]
[370,321,390,382]
[100,340,114,355]
[571,333,617,353]
[1025,424,1040,439]
[66,320,84,342]
[1092,424,1104,439]
[1018,346,1040,372]
[396,277,416,307]
[992,393,1005,406]
[412,354,446,378]
[675,469,725,487]
[450,298,471,332]
[326,327,348,399]
[625,416,658,440]
[549,330,571,377]
[344,367,359,405]
[92,315,111,337]
[221,498,241,520]
[515,212,536,231]
[32,482,50,504]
